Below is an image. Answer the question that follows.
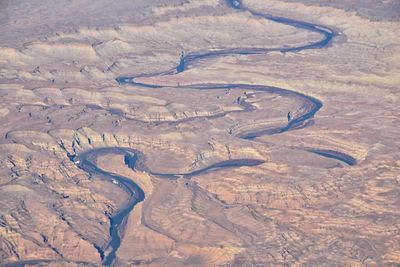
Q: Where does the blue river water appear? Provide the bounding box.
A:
[80,0,340,266]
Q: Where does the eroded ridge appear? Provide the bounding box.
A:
[2,0,382,266]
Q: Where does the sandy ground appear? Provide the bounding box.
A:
[0,0,399,266]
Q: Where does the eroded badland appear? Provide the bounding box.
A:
[0,0,399,266]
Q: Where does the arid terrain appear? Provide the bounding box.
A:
[0,0,399,266]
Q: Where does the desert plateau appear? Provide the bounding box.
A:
[0,0,399,266]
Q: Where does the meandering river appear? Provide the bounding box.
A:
[75,0,341,265]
